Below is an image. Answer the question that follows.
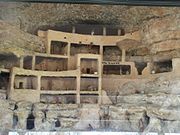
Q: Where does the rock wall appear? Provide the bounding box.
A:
[0,76,180,133]
[0,20,45,57]
[141,14,180,56]
[0,2,180,133]
[0,2,179,34]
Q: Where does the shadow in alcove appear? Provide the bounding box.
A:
[26,113,35,130]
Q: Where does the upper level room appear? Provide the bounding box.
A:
[38,24,126,36]
[38,28,141,55]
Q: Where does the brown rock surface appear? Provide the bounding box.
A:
[0,20,45,57]
[141,14,180,54]
[0,2,179,34]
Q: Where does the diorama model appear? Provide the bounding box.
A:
[0,2,180,133]
[2,29,179,104]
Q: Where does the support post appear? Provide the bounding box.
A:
[122,49,126,62]
[76,75,80,104]
[37,75,41,102]
[76,56,81,104]
[91,29,95,35]
[72,26,76,33]
[45,31,51,54]
[99,45,103,77]
[46,31,51,54]
[118,29,121,36]
[98,56,102,104]
[20,56,24,68]
[37,76,41,91]
[32,56,36,70]
[67,42,71,70]
[8,73,15,99]
[103,27,106,36]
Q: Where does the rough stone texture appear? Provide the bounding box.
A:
[118,81,140,95]
[74,104,100,130]
[0,2,180,133]
[108,105,148,132]
[0,3,179,58]
[142,14,180,56]
[0,90,180,132]
[109,76,180,97]
[0,20,45,56]
[144,76,180,94]
[0,100,15,131]
[117,93,180,107]
[33,103,80,131]
[0,90,6,100]
[0,2,179,34]
[101,90,112,105]
[15,101,33,130]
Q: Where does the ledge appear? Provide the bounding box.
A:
[77,53,101,59]
[0,68,10,73]
[81,74,99,78]
[80,91,99,94]
[45,30,140,46]
[36,53,68,59]
[12,67,79,77]
[102,61,135,65]
[14,88,37,91]
[40,90,76,95]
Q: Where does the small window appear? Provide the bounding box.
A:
[152,60,172,74]
[19,82,24,89]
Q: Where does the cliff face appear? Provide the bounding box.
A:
[0,2,180,133]
[0,20,45,57]
[1,75,180,132]
[0,2,179,34]
[0,2,180,57]
[141,14,180,55]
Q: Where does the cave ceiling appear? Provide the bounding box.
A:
[0,2,179,34]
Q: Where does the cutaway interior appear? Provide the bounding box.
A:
[14,75,37,89]
[41,76,77,91]
[103,65,131,75]
[80,77,98,91]
[40,94,76,104]
[80,94,98,104]
[0,54,20,69]
[23,56,33,70]
[0,72,9,90]
[80,58,98,74]
[70,43,100,56]
[152,60,172,74]
[50,41,68,55]
[103,46,121,61]
[35,56,68,71]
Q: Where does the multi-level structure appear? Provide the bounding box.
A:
[0,28,179,104]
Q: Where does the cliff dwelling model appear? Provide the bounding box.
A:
[0,2,180,133]
[3,29,179,105]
